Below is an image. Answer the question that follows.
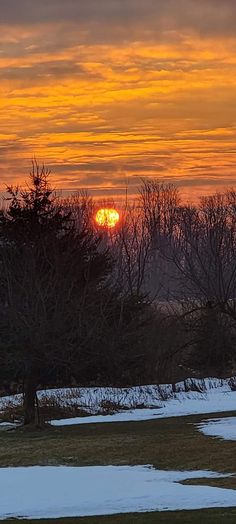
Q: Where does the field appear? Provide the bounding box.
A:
[1,410,236,522]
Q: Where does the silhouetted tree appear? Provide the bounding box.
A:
[0,163,111,425]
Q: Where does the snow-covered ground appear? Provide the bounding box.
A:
[50,378,236,426]
[0,378,236,519]
[0,376,236,427]
[40,376,236,412]
[0,465,235,519]
[50,392,236,426]
[197,416,236,441]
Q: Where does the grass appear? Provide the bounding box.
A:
[4,509,236,523]
[0,411,236,472]
[1,410,236,522]
[182,476,236,489]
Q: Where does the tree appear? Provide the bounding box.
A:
[0,163,111,425]
[170,191,236,314]
[164,190,236,377]
[139,180,181,299]
[61,194,155,385]
[190,304,235,376]
[108,201,151,297]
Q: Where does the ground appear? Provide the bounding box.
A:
[1,410,236,522]
[3,509,236,523]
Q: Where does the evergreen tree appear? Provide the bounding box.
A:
[0,163,111,425]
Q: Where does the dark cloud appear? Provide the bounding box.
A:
[0,1,236,41]
[0,60,96,82]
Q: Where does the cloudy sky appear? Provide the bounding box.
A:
[1,0,236,199]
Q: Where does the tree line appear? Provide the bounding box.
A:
[0,164,235,425]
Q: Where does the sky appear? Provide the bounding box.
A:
[1,0,236,201]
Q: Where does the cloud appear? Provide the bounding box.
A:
[0,1,236,41]
[0,0,236,198]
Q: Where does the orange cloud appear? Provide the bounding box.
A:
[0,2,236,200]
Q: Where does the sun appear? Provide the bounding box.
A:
[95,208,120,229]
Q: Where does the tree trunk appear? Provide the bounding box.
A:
[23,377,37,426]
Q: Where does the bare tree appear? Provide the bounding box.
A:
[109,202,151,297]
[171,191,236,314]
[160,189,236,376]
[61,190,95,234]
[139,180,181,299]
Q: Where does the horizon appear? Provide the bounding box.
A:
[0,173,235,206]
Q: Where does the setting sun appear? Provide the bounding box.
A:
[95,208,120,229]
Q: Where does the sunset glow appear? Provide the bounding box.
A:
[95,208,120,229]
[0,1,236,199]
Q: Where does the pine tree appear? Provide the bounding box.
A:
[0,163,111,425]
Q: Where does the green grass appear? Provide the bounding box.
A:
[1,411,236,523]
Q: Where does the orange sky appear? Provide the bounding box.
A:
[1,0,236,201]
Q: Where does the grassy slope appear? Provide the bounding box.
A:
[1,411,236,523]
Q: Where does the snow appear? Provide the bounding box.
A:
[50,391,236,426]
[0,422,17,427]
[1,376,235,411]
[0,465,235,519]
[0,379,235,518]
[40,376,236,412]
[1,376,236,428]
[51,408,162,425]
[197,416,236,441]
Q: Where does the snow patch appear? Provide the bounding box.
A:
[0,465,235,519]
[197,417,236,441]
[0,376,235,412]
[1,377,236,427]
[50,392,236,426]
[41,376,236,412]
